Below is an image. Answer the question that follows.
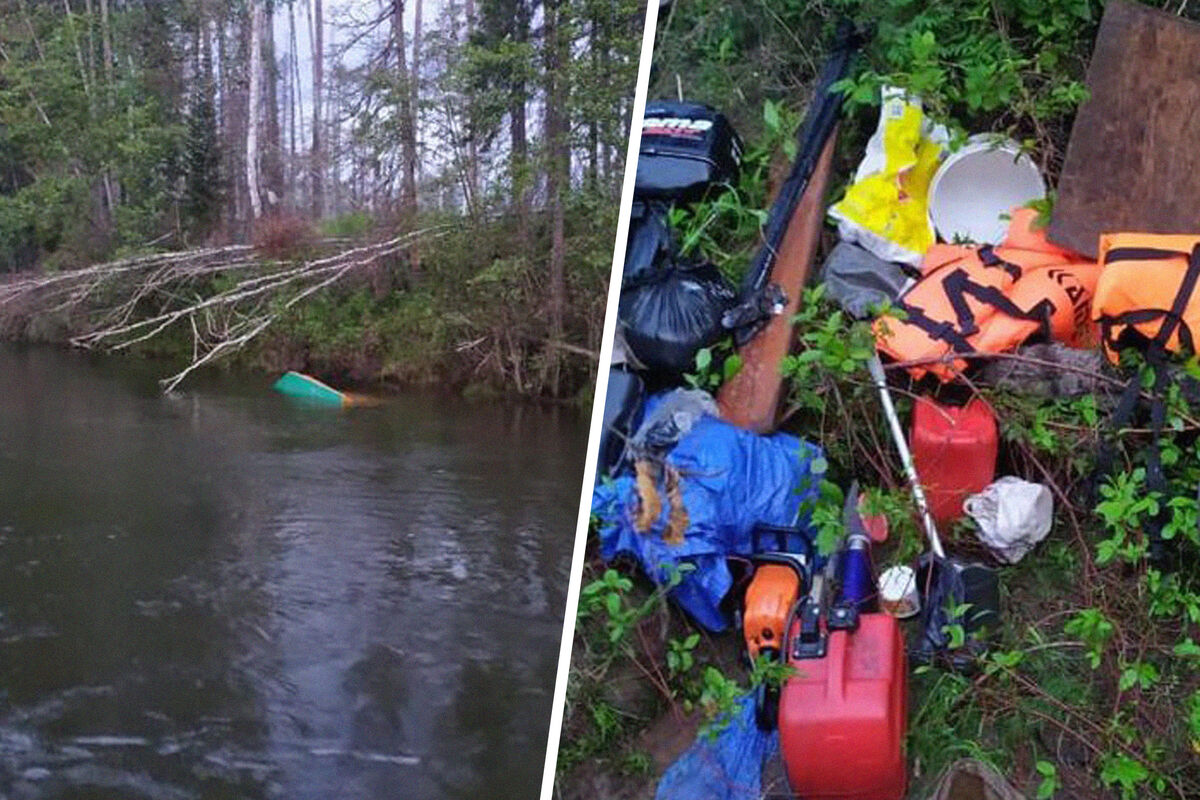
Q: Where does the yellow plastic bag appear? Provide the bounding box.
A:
[829,87,947,266]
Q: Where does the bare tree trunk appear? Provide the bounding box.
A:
[543,0,567,396]
[412,0,423,188]
[202,8,215,110]
[406,0,422,270]
[464,0,478,207]
[62,0,91,100]
[288,1,300,206]
[83,0,96,86]
[100,0,115,216]
[217,10,234,233]
[202,5,217,225]
[247,0,263,221]
[282,38,292,201]
[232,10,250,231]
[601,0,617,190]
[511,0,530,255]
[330,85,342,215]
[310,0,324,219]
[392,0,416,224]
[587,17,600,191]
[263,0,282,208]
[98,0,113,85]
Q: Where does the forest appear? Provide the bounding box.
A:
[0,0,642,400]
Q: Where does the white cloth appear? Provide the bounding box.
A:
[964,476,1053,564]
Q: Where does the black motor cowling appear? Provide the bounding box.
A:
[635,101,742,203]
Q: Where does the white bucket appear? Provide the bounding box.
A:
[879,565,921,619]
[928,135,1045,246]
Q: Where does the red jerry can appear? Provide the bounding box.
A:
[779,613,907,800]
[909,396,998,528]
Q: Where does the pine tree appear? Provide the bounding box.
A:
[184,67,222,234]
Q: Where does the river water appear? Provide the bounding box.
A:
[0,346,586,800]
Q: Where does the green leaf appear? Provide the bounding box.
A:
[1035,760,1059,799]
[943,623,966,649]
[763,100,781,134]
[723,354,743,381]
[1099,754,1148,792]
[604,592,621,617]
[1174,638,1200,657]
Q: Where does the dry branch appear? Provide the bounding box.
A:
[0,228,450,392]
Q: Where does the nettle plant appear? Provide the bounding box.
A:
[830,0,1096,148]
[667,98,800,284]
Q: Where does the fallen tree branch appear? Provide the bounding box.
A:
[0,228,451,392]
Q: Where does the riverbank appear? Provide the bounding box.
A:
[0,204,612,406]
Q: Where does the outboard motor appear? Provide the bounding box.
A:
[636,102,742,202]
[619,103,743,377]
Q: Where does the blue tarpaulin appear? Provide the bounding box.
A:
[655,694,778,800]
[592,395,824,631]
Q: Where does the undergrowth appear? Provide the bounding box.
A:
[24,201,612,403]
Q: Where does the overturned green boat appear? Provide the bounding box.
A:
[271,371,350,407]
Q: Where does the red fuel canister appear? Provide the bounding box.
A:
[909,396,998,528]
[779,613,907,800]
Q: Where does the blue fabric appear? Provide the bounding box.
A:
[655,694,778,800]
[592,397,824,631]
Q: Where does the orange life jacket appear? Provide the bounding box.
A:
[874,208,1099,382]
[1092,234,1200,363]
[1089,233,1200,565]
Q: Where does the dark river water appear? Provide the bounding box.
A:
[0,346,586,800]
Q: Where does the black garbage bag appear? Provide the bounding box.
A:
[624,202,675,284]
[912,554,1000,673]
[619,259,736,376]
[596,366,645,478]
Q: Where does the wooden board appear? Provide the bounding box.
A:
[716,129,838,433]
[1048,0,1200,258]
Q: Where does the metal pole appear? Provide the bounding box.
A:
[867,355,946,559]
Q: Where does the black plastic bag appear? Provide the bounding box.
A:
[619,259,736,376]
[596,366,645,477]
[624,202,675,284]
[912,554,1000,672]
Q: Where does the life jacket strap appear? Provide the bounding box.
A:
[978,245,1022,280]
[894,300,974,354]
[1092,244,1200,567]
[896,265,1056,359]
[1102,246,1191,265]
[1097,243,1200,358]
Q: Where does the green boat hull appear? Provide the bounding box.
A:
[271,371,347,407]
